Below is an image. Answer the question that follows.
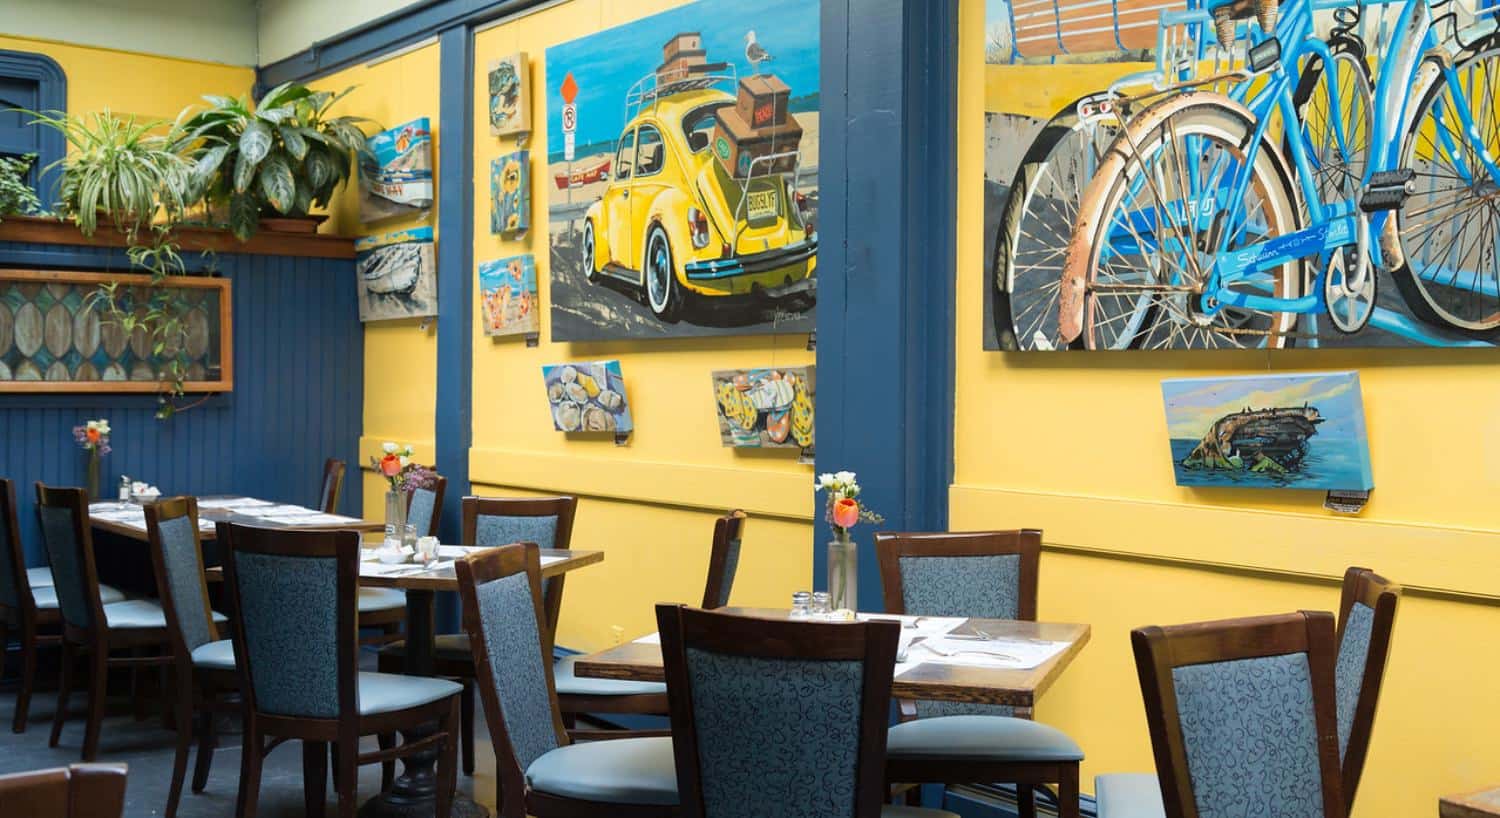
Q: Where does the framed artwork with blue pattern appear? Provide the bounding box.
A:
[0,270,232,393]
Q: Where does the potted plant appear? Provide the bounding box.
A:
[25,110,191,237]
[174,81,373,240]
[0,153,42,223]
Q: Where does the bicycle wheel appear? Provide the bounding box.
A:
[1392,47,1500,338]
[1064,94,1303,349]
[992,105,1119,350]
[1293,44,1373,208]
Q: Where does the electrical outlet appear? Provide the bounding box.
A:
[611,625,625,645]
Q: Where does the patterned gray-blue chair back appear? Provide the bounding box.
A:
[712,538,742,609]
[229,544,344,719]
[1333,601,1374,758]
[475,514,558,549]
[35,489,96,630]
[1171,650,1327,818]
[408,487,440,538]
[0,480,22,610]
[471,568,560,772]
[702,512,746,610]
[154,510,213,653]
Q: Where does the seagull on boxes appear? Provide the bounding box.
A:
[745,30,774,74]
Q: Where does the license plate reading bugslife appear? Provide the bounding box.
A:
[746,188,779,221]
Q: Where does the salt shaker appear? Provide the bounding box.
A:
[790,591,812,618]
[811,591,832,618]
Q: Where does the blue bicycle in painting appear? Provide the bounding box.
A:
[1053,0,1500,349]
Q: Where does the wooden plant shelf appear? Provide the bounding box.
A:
[0,215,355,260]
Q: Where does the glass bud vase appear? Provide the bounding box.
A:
[384,489,406,541]
[827,538,858,612]
[85,452,100,501]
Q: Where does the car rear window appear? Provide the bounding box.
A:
[682,103,730,154]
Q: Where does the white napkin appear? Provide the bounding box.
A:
[633,632,662,645]
[898,636,1069,672]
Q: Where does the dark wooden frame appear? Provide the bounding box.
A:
[0,477,60,734]
[318,459,347,514]
[0,762,129,817]
[656,603,901,818]
[219,521,460,818]
[1337,567,1400,809]
[875,529,1042,620]
[1132,611,1345,818]
[36,483,171,761]
[0,269,234,394]
[144,497,239,818]
[699,509,747,609]
[458,543,674,818]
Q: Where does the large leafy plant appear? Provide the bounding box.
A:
[0,153,42,220]
[176,82,371,240]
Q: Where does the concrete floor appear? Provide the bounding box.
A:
[0,651,501,817]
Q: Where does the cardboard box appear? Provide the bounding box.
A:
[711,105,803,178]
[736,75,792,129]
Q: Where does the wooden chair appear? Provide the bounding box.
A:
[1334,567,1400,808]
[656,603,957,818]
[35,484,173,761]
[1,477,127,734]
[0,762,128,817]
[318,458,346,514]
[219,521,462,818]
[359,475,448,645]
[1094,569,1402,818]
[456,543,679,818]
[144,497,239,818]
[876,530,1081,818]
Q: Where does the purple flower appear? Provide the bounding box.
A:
[402,464,440,492]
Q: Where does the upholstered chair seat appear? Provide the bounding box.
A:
[356,672,463,716]
[101,599,227,631]
[26,567,55,588]
[1093,774,1165,818]
[187,639,237,672]
[886,715,1085,762]
[358,587,407,613]
[523,734,678,806]
[34,583,124,609]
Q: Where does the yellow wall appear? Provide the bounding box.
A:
[0,34,253,126]
[957,0,1500,813]
[318,45,442,516]
[471,0,814,652]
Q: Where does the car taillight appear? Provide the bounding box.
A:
[688,208,711,249]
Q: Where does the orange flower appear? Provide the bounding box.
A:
[832,497,860,529]
[379,454,403,477]
[85,428,101,444]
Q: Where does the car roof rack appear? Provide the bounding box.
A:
[624,68,738,123]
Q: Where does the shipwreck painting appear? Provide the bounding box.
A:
[543,360,633,433]
[355,227,437,322]
[711,366,813,451]
[1161,372,1373,490]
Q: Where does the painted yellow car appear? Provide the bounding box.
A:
[582,86,817,322]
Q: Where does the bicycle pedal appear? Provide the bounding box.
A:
[1359,169,1416,212]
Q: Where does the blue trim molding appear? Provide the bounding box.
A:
[0,48,68,204]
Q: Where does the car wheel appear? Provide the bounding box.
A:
[644,223,683,322]
[582,219,601,283]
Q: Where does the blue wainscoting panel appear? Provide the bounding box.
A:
[0,243,364,565]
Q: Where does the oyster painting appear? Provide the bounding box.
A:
[1161,372,1373,491]
[543,360,633,433]
[711,367,814,451]
[360,118,434,224]
[354,227,437,322]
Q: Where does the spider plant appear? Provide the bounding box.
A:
[25,109,191,237]
[174,81,373,240]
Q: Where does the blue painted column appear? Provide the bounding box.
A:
[815,0,958,611]
[434,25,475,630]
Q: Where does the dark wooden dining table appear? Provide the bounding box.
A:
[574,607,1091,712]
[1443,787,1500,818]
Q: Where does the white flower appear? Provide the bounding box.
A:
[816,473,835,490]
[382,442,399,454]
[835,470,856,485]
[399,456,411,467]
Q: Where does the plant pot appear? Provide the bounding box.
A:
[258,214,328,234]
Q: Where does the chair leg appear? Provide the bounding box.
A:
[378,733,396,791]
[130,649,147,722]
[166,691,194,818]
[192,702,217,793]
[236,721,263,818]
[437,697,459,818]
[461,680,475,777]
[82,643,108,761]
[1017,783,1037,818]
[303,740,328,818]
[1057,765,1081,818]
[335,738,359,818]
[49,640,76,748]
[13,621,36,734]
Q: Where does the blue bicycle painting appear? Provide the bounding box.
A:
[986,0,1500,350]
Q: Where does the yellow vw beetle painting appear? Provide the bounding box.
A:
[546,0,819,341]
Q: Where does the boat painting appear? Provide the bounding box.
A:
[354,227,437,322]
[1161,372,1373,490]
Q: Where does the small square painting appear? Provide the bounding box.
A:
[491,150,531,236]
[711,366,814,451]
[488,53,531,137]
[543,360,633,433]
[360,118,434,224]
[479,254,539,337]
[354,227,437,322]
[1161,372,1373,490]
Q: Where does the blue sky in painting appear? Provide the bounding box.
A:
[544,0,820,149]
[986,0,1008,25]
[1162,373,1368,440]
